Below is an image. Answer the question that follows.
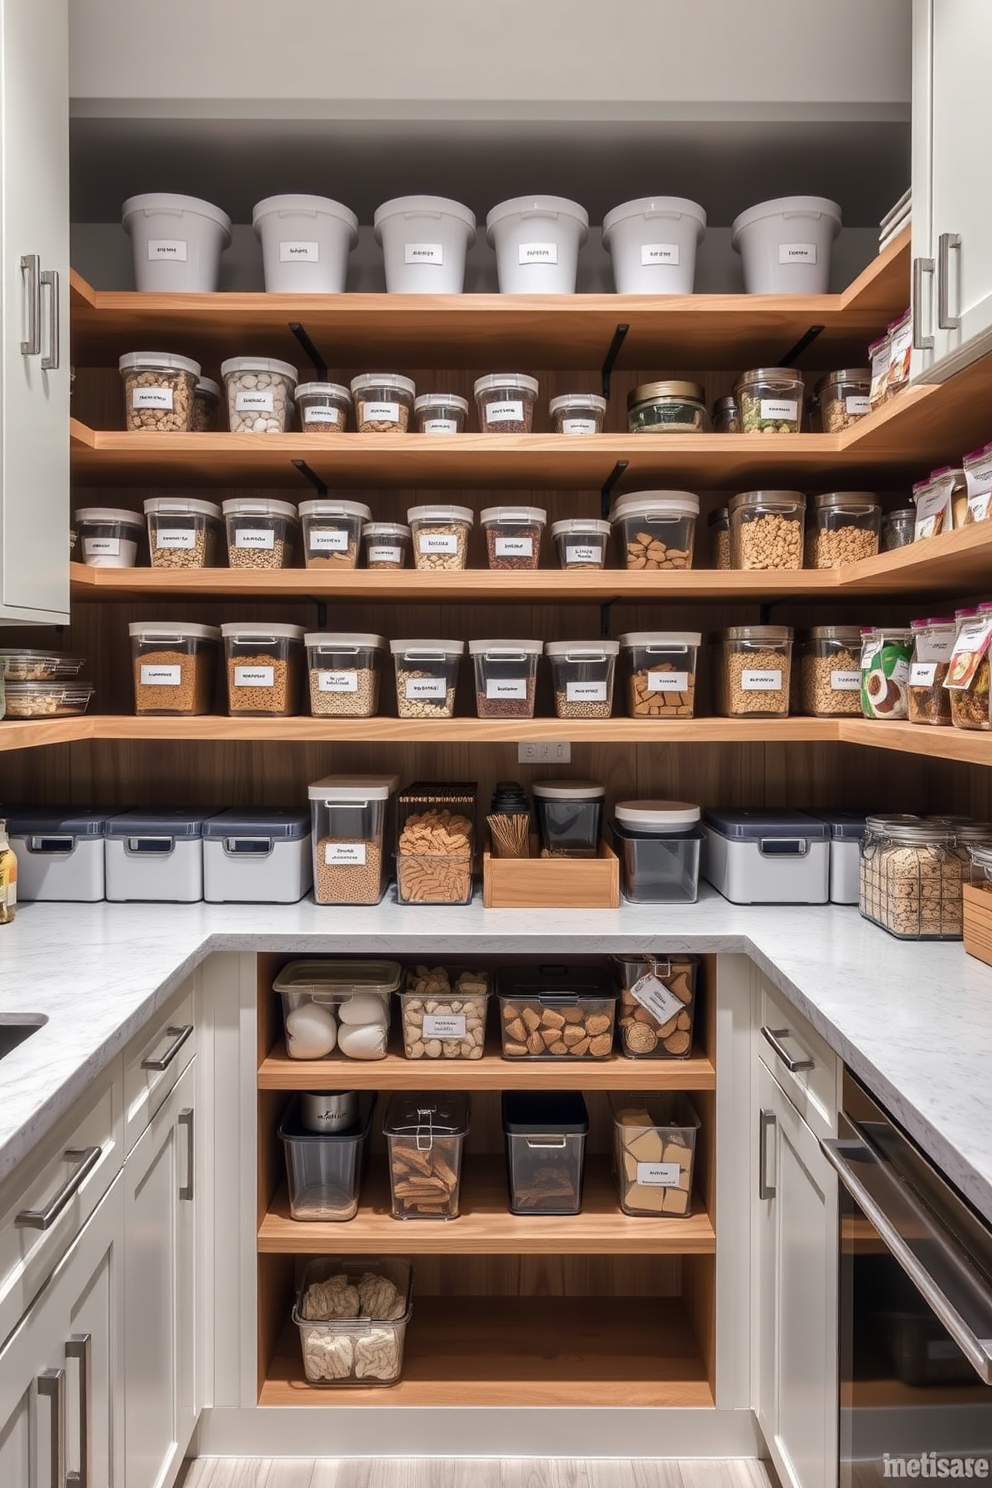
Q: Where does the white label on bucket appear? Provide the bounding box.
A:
[147,239,187,261]
[303,406,343,426]
[84,537,120,556]
[830,669,862,691]
[404,242,444,265]
[910,662,938,687]
[235,528,275,549]
[279,240,319,262]
[235,390,275,412]
[132,386,174,410]
[742,669,782,691]
[566,544,599,564]
[561,418,597,435]
[567,680,607,702]
[368,544,402,564]
[424,1013,465,1038]
[325,841,366,865]
[486,678,528,699]
[845,396,871,416]
[759,399,799,422]
[155,528,195,549]
[640,243,680,266]
[363,402,400,423]
[318,670,359,693]
[422,418,458,434]
[140,664,181,686]
[778,242,817,264]
[630,971,683,1025]
[647,670,689,692]
[495,535,533,557]
[234,666,274,688]
[518,242,558,265]
[406,676,446,699]
[310,529,349,551]
[419,533,458,554]
[636,1162,681,1188]
[485,401,525,424]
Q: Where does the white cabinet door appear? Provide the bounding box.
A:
[754,1061,838,1488]
[0,0,70,623]
[123,1060,196,1488]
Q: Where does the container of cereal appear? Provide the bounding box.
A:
[469,639,542,719]
[306,781,400,912]
[3,682,94,719]
[798,626,863,717]
[305,633,386,719]
[734,368,805,434]
[728,490,805,569]
[610,1093,700,1215]
[398,966,490,1061]
[499,962,617,1062]
[713,625,793,718]
[278,1094,373,1223]
[815,369,871,432]
[413,393,469,434]
[611,805,702,906]
[532,781,605,858]
[396,783,476,906]
[203,809,312,904]
[129,621,219,716]
[804,492,881,568]
[222,497,299,569]
[861,626,914,721]
[546,640,618,719]
[549,393,606,434]
[363,523,411,570]
[300,499,371,570]
[709,507,731,568]
[945,605,992,731]
[502,1092,589,1214]
[473,373,539,433]
[104,809,214,903]
[252,193,358,293]
[626,381,708,434]
[383,1092,470,1220]
[486,195,588,295]
[293,1256,412,1386]
[613,955,698,1056]
[374,195,476,294]
[119,352,200,432]
[619,631,699,720]
[221,356,297,433]
[407,505,473,571]
[350,373,415,433]
[294,382,352,433]
[602,195,706,294]
[480,506,546,570]
[144,496,222,569]
[221,622,304,717]
[390,639,464,719]
[702,808,829,904]
[610,492,698,570]
[74,508,144,568]
[551,518,611,570]
[122,192,231,292]
[908,616,955,726]
[191,376,221,431]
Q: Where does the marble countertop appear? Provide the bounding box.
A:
[3,888,991,1222]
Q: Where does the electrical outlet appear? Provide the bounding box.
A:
[517,741,572,764]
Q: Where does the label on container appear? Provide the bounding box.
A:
[363,401,400,423]
[778,242,817,264]
[317,670,359,693]
[640,242,680,266]
[965,447,992,497]
[495,535,533,557]
[84,536,121,557]
[421,417,458,434]
[970,493,992,522]
[486,678,528,699]
[910,662,938,686]
[845,395,871,416]
[742,669,782,691]
[310,529,349,551]
[325,841,366,865]
[279,239,319,262]
[419,532,458,554]
[147,239,187,261]
[759,399,798,422]
[566,680,607,702]
[404,242,444,264]
[303,406,343,426]
[140,664,181,686]
[4,881,16,911]
[368,544,402,564]
[485,400,525,424]
[830,669,862,691]
[234,666,274,688]
[155,529,196,549]
[630,971,683,1026]
[566,543,599,564]
[518,241,558,265]
[561,418,597,434]
[423,1013,466,1038]
[132,386,174,410]
[945,616,992,690]
[647,670,689,692]
[914,479,953,540]
[235,389,275,413]
[636,1161,681,1187]
[406,676,446,699]
[235,527,275,549]
[915,628,955,664]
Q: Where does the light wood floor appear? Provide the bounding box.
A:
[179,1459,774,1488]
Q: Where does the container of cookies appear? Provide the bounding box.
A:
[398,966,490,1059]
[502,1091,588,1215]
[610,1092,700,1216]
[383,1092,470,1219]
[497,963,617,1058]
[613,954,698,1057]
[293,1256,413,1387]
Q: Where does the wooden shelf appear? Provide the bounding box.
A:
[839,718,992,767]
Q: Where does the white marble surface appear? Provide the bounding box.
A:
[2,887,992,1222]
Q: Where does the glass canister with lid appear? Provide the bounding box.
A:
[814,368,871,432]
[712,625,793,718]
[712,396,739,434]
[799,626,863,717]
[860,626,914,720]
[907,616,956,726]
[708,507,731,569]
[627,380,709,434]
[881,507,915,550]
[728,490,805,569]
[734,367,805,434]
[945,603,992,731]
[860,819,983,940]
[804,492,881,568]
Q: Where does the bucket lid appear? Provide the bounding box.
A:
[407,504,474,525]
[251,194,358,244]
[105,808,217,838]
[222,497,298,519]
[614,800,701,830]
[202,809,310,841]
[307,775,400,803]
[389,638,465,657]
[220,622,305,641]
[809,491,880,511]
[350,372,416,397]
[618,631,701,648]
[273,957,403,994]
[544,640,619,659]
[5,807,112,837]
[474,373,540,397]
[486,195,589,243]
[548,393,607,415]
[119,350,201,377]
[383,1090,471,1138]
[144,496,222,519]
[299,499,372,521]
[295,382,352,402]
[502,1090,589,1135]
[610,492,700,520]
[468,638,543,656]
[721,624,793,642]
[414,393,470,415]
[75,507,144,526]
[532,780,606,800]
[602,196,707,240]
[628,380,705,408]
[128,621,220,641]
[479,506,547,526]
[703,808,829,840]
[731,195,842,247]
[122,193,232,243]
[374,195,476,242]
[551,518,611,537]
[304,633,387,650]
[221,356,298,382]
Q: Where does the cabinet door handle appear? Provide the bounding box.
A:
[20,254,41,356]
[40,268,60,371]
[16,1146,102,1230]
[65,1334,92,1488]
[141,1023,193,1071]
[760,1025,814,1073]
[36,1368,66,1488]
[938,232,962,331]
[759,1108,776,1200]
[179,1107,194,1201]
[911,255,935,351]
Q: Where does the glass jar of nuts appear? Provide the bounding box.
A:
[733,367,805,434]
[799,626,863,717]
[119,351,200,432]
[804,492,881,569]
[728,490,805,570]
[713,625,793,718]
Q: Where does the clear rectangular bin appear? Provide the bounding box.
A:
[545,641,618,719]
[610,492,698,570]
[222,622,305,717]
[610,1092,700,1216]
[613,954,698,1058]
[130,622,219,716]
[498,964,617,1058]
[532,780,605,858]
[273,957,401,1060]
[619,631,699,720]
[551,518,611,570]
[308,775,398,907]
[300,500,371,570]
[144,497,221,569]
[480,506,547,571]
[222,497,299,570]
[503,1091,588,1215]
[713,625,793,718]
[305,632,385,718]
[390,639,464,719]
[383,1091,470,1219]
[278,1093,374,1221]
[469,639,541,719]
[396,782,476,905]
[293,1257,413,1386]
[610,804,702,906]
[398,966,490,1059]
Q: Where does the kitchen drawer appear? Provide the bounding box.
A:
[758,978,840,1140]
[123,978,196,1154]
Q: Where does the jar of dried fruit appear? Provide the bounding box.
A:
[907,616,956,726]
[945,604,992,731]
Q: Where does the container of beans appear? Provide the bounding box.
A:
[708,507,730,569]
[551,518,610,570]
[308,775,399,907]
[74,507,144,568]
[907,616,955,726]
[619,632,699,720]
[734,368,805,434]
[728,490,805,570]
[129,621,219,716]
[804,492,881,568]
[363,522,411,570]
[546,640,618,719]
[350,373,415,433]
[473,373,538,433]
[408,504,473,571]
[390,639,464,719]
[144,497,222,569]
[413,393,468,434]
[469,639,542,719]
[480,506,546,570]
[610,492,698,571]
[300,499,371,570]
[191,376,221,431]
[815,368,871,433]
[946,605,992,731]
[798,626,863,717]
[305,633,386,718]
[119,351,200,432]
[549,393,606,435]
[221,356,297,433]
[221,622,304,717]
[881,508,916,550]
[627,380,708,434]
[713,626,793,718]
[712,396,739,434]
[294,381,352,433]
[222,497,299,569]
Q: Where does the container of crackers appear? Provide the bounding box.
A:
[383,1092,469,1220]
[398,966,490,1059]
[502,1091,588,1215]
[497,963,617,1058]
[613,954,698,1058]
[396,781,476,906]
[610,1093,700,1217]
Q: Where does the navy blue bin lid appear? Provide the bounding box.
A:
[105,809,218,839]
[502,1091,589,1135]
[703,809,830,841]
[810,811,866,841]
[5,807,112,837]
[202,809,310,841]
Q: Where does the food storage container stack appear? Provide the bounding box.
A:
[610,802,702,904]
[74,508,144,567]
[307,777,399,907]
[252,194,358,292]
[502,1092,589,1214]
[551,518,611,570]
[730,195,841,294]
[293,1257,413,1386]
[498,963,617,1060]
[602,196,706,293]
[6,809,112,902]
[486,196,588,294]
[469,640,542,719]
[810,812,865,905]
[130,622,219,716]
[202,809,312,904]
[122,193,232,292]
[305,633,386,718]
[374,196,476,293]
[278,1093,374,1221]
[619,631,700,719]
[274,959,401,1060]
[532,781,605,858]
[613,955,698,1058]
[701,809,829,904]
[383,1092,470,1219]
[610,492,699,569]
[610,1093,700,1215]
[104,809,216,902]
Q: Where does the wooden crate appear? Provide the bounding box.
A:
[963,883,992,967]
[482,841,620,909]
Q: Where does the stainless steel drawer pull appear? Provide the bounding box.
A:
[20,254,41,356]
[16,1146,102,1230]
[37,1368,65,1488]
[65,1333,92,1488]
[759,1108,776,1200]
[761,1025,814,1073]
[179,1107,194,1201]
[141,1023,193,1071]
[41,267,60,371]
[912,255,935,351]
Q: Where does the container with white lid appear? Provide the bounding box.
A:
[532,780,605,859]
[486,195,589,294]
[731,195,842,294]
[203,809,313,904]
[299,498,371,570]
[473,373,539,433]
[305,633,387,719]
[274,956,401,1061]
[619,631,701,720]
[6,808,112,902]
[407,504,474,571]
[413,393,469,435]
[294,382,352,433]
[122,193,232,292]
[390,640,465,719]
[546,640,619,719]
[252,194,358,293]
[468,639,543,719]
[610,801,702,904]
[74,508,144,568]
[480,506,547,570]
[130,620,220,717]
[350,373,416,433]
[307,777,400,910]
[105,809,217,903]
[222,497,299,570]
[374,196,476,294]
[551,517,611,570]
[119,351,201,432]
[549,393,607,435]
[602,196,707,294]
[143,496,222,569]
[363,522,411,570]
[610,492,699,571]
[221,622,305,718]
[192,376,221,431]
[701,808,830,904]
[728,490,806,569]
[221,356,297,434]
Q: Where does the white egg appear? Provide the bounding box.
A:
[338,994,388,1027]
[337,1020,388,1060]
[285,1003,337,1059]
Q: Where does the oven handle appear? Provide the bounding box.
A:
[821,1135,992,1385]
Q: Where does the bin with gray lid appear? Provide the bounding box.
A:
[105,809,217,902]
[202,809,312,903]
[810,811,866,905]
[701,809,829,904]
[6,808,113,901]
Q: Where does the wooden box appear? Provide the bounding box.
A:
[963,883,992,967]
[482,841,620,909]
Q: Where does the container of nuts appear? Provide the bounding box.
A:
[390,639,464,719]
[613,955,699,1059]
[728,490,805,570]
[307,776,399,907]
[907,616,955,726]
[144,497,222,569]
[407,505,473,571]
[294,381,352,433]
[473,373,539,434]
[619,631,699,720]
[222,497,299,569]
[221,622,304,717]
[396,783,476,906]
[221,356,297,433]
[815,368,871,432]
[398,966,490,1061]
[305,633,386,719]
[468,638,542,719]
[119,351,200,432]
[350,373,416,433]
[130,621,219,716]
[798,626,863,717]
[734,367,806,434]
[713,625,793,718]
[610,492,699,571]
[804,492,881,569]
[363,522,411,570]
[550,518,611,570]
[300,500,371,570]
[498,963,617,1060]
[413,393,469,435]
[191,376,221,432]
[480,506,546,571]
[546,640,618,719]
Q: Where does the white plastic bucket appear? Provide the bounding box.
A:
[374,196,476,294]
[252,194,358,293]
[602,197,706,294]
[122,193,232,292]
[731,195,842,294]
[486,195,589,295]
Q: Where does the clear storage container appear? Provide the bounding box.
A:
[815,368,871,433]
[383,1092,470,1219]
[713,625,793,717]
[546,640,618,719]
[626,380,708,434]
[798,625,863,717]
[74,507,144,567]
[306,633,385,718]
[619,631,699,720]
[294,382,352,433]
[611,803,702,905]
[350,373,415,433]
[734,368,805,434]
[3,682,94,719]
[6,809,111,902]
[390,639,464,718]
[728,490,805,569]
[702,808,829,904]
[222,497,299,569]
[473,373,539,433]
[610,492,699,570]
[130,621,219,716]
[144,496,221,569]
[221,356,297,433]
[104,809,213,902]
[191,376,221,431]
[398,966,490,1060]
[307,778,399,909]
[407,505,473,571]
[480,506,546,570]
[202,809,312,904]
[469,639,542,719]
[613,955,698,1058]
[0,649,85,681]
[708,507,731,568]
[881,508,915,550]
[946,605,992,731]
[293,1256,412,1386]
[861,625,914,721]
[860,821,974,940]
[502,1092,588,1213]
[222,622,304,717]
[363,522,411,570]
[712,397,739,434]
[804,492,881,568]
[275,958,399,1061]
[300,499,371,570]
[549,393,606,435]
[498,965,617,1060]
[532,780,605,858]
[279,1093,374,1222]
[610,1093,700,1215]
[119,351,199,432]
[551,518,610,570]
[413,393,468,434]
[396,783,475,906]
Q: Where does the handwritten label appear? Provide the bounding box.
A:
[636,1162,681,1187]
[368,544,402,564]
[84,537,121,556]
[147,239,187,261]
[911,662,938,686]
[518,242,558,265]
[423,1013,465,1038]
[404,242,444,264]
[419,533,458,554]
[325,842,366,865]
[630,971,684,1025]
[362,401,400,423]
[279,240,319,262]
[561,418,597,434]
[132,387,174,410]
[759,399,799,422]
[640,243,680,266]
[303,406,342,426]
[485,400,525,424]
[317,670,359,693]
[845,395,871,416]
[421,417,458,434]
[566,544,598,564]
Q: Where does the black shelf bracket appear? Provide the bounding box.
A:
[600,601,618,639]
[288,322,329,380]
[292,459,328,498]
[780,324,825,367]
[600,460,629,520]
[315,601,328,628]
[601,323,630,399]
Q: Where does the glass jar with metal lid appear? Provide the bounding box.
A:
[728,490,805,569]
[712,625,793,718]
[627,380,709,434]
[799,626,863,717]
[734,367,805,434]
[804,492,881,569]
[712,396,739,434]
[815,368,871,433]
[860,819,981,940]
[881,507,915,550]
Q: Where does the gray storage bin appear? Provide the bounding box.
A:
[105,809,216,902]
[6,809,112,901]
[702,809,829,904]
[202,809,312,903]
[811,811,866,905]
